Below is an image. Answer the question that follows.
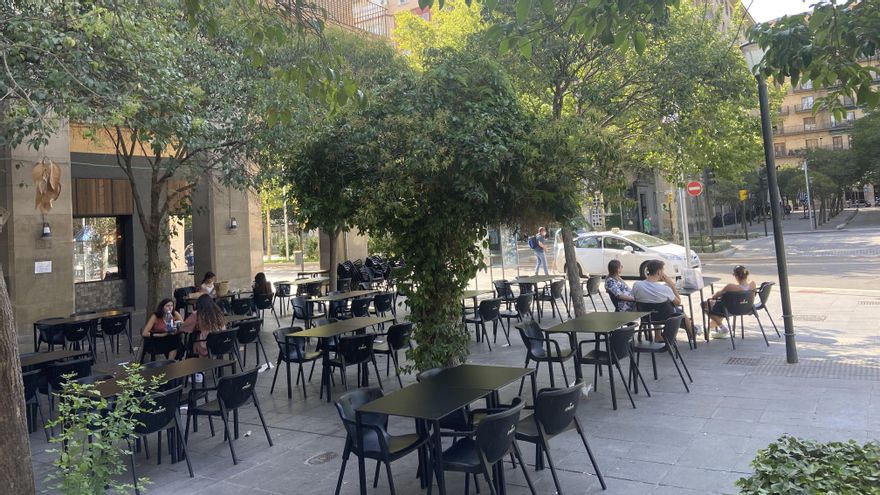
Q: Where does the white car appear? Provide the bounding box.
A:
[553,229,701,279]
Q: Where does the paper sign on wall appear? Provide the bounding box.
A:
[35,261,52,274]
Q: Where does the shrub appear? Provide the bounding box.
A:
[736,435,880,495]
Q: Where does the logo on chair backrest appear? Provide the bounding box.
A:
[564,402,575,412]
[358,345,367,351]
[507,425,515,436]
[150,407,167,415]
[242,383,252,390]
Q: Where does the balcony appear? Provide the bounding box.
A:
[793,103,815,114]
[773,119,854,136]
[777,105,790,116]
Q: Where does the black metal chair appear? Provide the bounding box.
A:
[140,333,182,363]
[206,329,241,374]
[464,298,503,350]
[499,293,532,338]
[254,292,280,327]
[333,387,429,495]
[586,276,610,312]
[337,278,352,293]
[234,318,270,368]
[754,282,781,338]
[631,315,692,392]
[291,296,325,328]
[270,328,322,399]
[327,334,383,394]
[350,297,372,318]
[35,319,66,351]
[22,369,48,440]
[129,386,193,495]
[184,369,272,465]
[492,280,517,309]
[536,280,570,321]
[273,283,292,316]
[63,320,94,357]
[436,398,535,495]
[715,290,770,348]
[415,368,474,434]
[636,301,695,350]
[515,382,606,493]
[577,324,647,410]
[373,323,412,388]
[371,292,394,318]
[173,286,197,316]
[39,357,93,415]
[326,291,348,320]
[515,320,574,394]
[230,297,252,316]
[96,313,132,357]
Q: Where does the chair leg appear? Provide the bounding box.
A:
[173,416,194,478]
[270,357,281,395]
[667,347,690,392]
[219,409,238,464]
[547,359,556,388]
[560,359,570,387]
[480,462,498,495]
[574,417,606,490]
[335,441,350,495]
[371,354,384,390]
[518,357,530,396]
[129,443,140,495]
[753,311,770,346]
[673,342,693,382]
[765,307,781,337]
[614,360,636,409]
[540,433,563,495]
[253,393,273,446]
[392,352,403,388]
[511,442,537,495]
[726,315,736,349]
[373,460,381,488]
[650,353,658,380]
[299,363,308,398]
[385,460,397,495]
[481,323,492,352]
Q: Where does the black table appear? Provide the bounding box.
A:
[20,349,90,369]
[356,382,492,495]
[94,357,236,397]
[33,308,134,354]
[291,316,394,402]
[225,314,258,325]
[296,269,330,278]
[420,364,536,401]
[309,290,377,303]
[544,312,647,410]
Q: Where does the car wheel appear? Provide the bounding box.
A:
[639,261,649,280]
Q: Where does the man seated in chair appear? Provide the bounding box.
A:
[632,260,698,342]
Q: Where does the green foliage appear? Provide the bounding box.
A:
[45,365,160,495]
[736,435,880,495]
[852,112,880,182]
[393,0,486,71]
[751,0,880,116]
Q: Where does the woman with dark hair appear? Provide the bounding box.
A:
[141,298,183,360]
[179,294,227,358]
[704,265,756,339]
[198,271,217,297]
[252,272,272,296]
[604,259,636,311]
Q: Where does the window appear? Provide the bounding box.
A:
[833,136,844,150]
[800,80,813,90]
[73,217,125,283]
[603,237,631,251]
[398,0,406,5]
[575,236,601,249]
[774,143,786,156]
[846,111,856,122]
[849,134,854,148]
[805,139,819,150]
[801,96,813,110]
[803,117,816,131]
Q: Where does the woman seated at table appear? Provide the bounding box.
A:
[141,298,183,360]
[179,294,227,358]
[605,260,636,312]
[250,272,273,312]
[703,265,756,339]
[198,271,217,297]
[631,260,698,342]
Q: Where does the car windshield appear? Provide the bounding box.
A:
[622,232,668,248]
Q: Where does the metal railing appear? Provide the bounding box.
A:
[773,119,854,136]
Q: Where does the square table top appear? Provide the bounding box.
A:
[94,358,235,397]
[297,269,330,277]
[703,276,722,285]
[290,316,394,339]
[35,308,133,326]
[462,289,494,299]
[20,349,91,368]
[226,314,259,325]
[290,277,330,285]
[310,290,378,303]
[420,364,534,392]
[543,312,648,335]
[357,381,490,421]
[513,274,564,284]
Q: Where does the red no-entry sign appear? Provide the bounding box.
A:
[687,181,703,197]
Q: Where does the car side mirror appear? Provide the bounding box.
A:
[623,245,634,253]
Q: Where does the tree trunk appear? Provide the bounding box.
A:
[561,227,587,317]
[328,228,339,292]
[0,263,36,493]
[145,231,163,312]
[265,208,272,260]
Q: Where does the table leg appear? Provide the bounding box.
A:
[605,334,617,410]
[356,411,367,495]
[432,419,447,495]
[33,324,37,351]
[572,332,584,382]
[686,294,696,349]
[699,288,709,341]
[323,339,332,403]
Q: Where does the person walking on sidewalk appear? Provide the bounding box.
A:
[643,216,652,234]
[531,227,549,275]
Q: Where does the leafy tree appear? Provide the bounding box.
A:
[393,1,486,71]
[852,112,880,182]
[751,0,880,115]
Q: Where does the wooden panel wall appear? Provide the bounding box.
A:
[73,178,133,216]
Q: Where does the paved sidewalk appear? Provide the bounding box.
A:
[30,288,880,494]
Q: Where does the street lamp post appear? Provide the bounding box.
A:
[741,42,798,364]
[802,159,816,230]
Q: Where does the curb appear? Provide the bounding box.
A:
[697,246,738,260]
[836,209,859,230]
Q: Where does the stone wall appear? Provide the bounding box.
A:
[171,270,194,290]
[74,279,126,313]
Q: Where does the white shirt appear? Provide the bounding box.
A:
[632,280,675,304]
[201,283,215,296]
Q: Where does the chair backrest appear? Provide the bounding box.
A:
[326,292,347,319]
[334,387,387,439]
[173,286,196,311]
[385,323,412,350]
[216,369,259,410]
[757,282,774,306]
[608,324,637,361]
[235,319,263,344]
[534,382,584,436]
[276,283,291,296]
[586,276,602,295]
[515,294,533,319]
[373,293,393,313]
[415,367,444,382]
[550,280,566,299]
[22,369,41,402]
[273,327,306,360]
[254,293,274,310]
[46,357,93,390]
[337,278,352,293]
[475,398,524,464]
[63,321,92,343]
[661,315,684,344]
[516,320,546,357]
[305,282,323,297]
[605,290,621,311]
[206,329,238,357]
[100,314,129,336]
[36,319,66,342]
[337,334,376,366]
[518,283,536,295]
[720,290,755,316]
[133,386,183,435]
[231,298,252,315]
[478,298,502,322]
[636,301,676,324]
[350,297,372,318]
[292,296,313,319]
[493,280,514,300]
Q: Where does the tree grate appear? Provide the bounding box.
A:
[792,314,827,321]
[725,357,763,366]
[305,452,338,466]
[750,357,880,381]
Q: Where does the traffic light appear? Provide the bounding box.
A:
[705,168,717,185]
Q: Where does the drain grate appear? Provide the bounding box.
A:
[751,357,880,381]
[725,357,763,366]
[858,300,880,305]
[305,452,338,466]
[792,314,827,321]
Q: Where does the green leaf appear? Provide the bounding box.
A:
[633,30,646,55]
[519,38,533,58]
[539,0,555,18]
[516,0,532,24]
